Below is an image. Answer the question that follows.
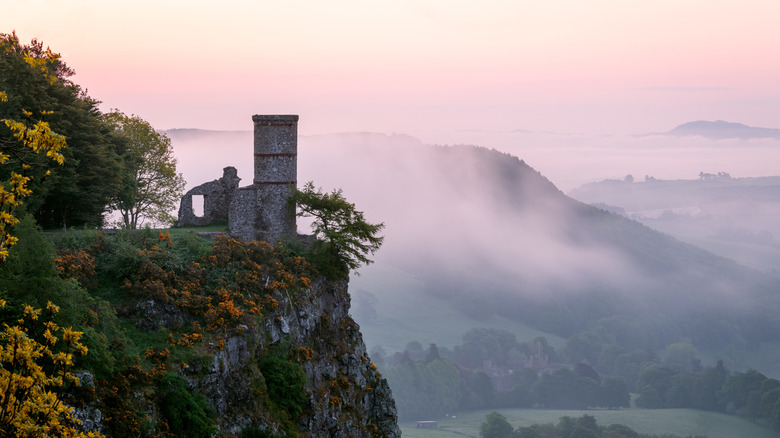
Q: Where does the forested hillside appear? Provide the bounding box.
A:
[285,133,780,355]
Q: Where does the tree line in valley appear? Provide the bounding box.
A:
[378,330,630,421]
[479,412,704,438]
[378,328,780,432]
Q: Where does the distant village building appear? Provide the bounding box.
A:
[176,115,299,244]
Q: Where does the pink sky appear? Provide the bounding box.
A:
[4,0,780,138]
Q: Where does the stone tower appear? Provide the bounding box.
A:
[229,115,298,244]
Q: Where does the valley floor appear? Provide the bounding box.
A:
[399,407,777,438]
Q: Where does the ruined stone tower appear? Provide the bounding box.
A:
[228,115,298,243]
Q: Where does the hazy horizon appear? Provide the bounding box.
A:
[4,0,780,142]
[169,127,780,194]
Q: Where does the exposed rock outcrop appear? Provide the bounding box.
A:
[183,277,400,437]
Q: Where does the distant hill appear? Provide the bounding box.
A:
[171,130,780,372]
[570,175,780,272]
[667,120,780,139]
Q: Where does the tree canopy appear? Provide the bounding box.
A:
[291,181,384,277]
[0,32,121,229]
[0,33,67,259]
[479,411,513,438]
[103,110,185,229]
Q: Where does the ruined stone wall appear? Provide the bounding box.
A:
[177,167,240,227]
[227,187,259,243]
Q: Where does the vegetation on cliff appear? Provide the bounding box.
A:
[0,32,397,436]
[0,218,397,436]
[290,181,385,278]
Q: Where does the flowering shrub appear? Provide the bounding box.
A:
[54,248,96,288]
[0,300,103,437]
[50,229,323,433]
[115,234,316,335]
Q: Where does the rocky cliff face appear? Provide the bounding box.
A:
[184,277,400,437]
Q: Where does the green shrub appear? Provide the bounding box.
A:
[155,373,216,438]
[241,426,281,438]
[259,351,308,419]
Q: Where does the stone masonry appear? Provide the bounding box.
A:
[177,115,299,245]
[228,115,298,244]
[177,166,241,227]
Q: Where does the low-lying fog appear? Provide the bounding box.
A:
[167,125,780,358]
[170,127,780,194]
[169,126,780,284]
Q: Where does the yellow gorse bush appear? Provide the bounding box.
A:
[0,35,67,261]
[0,300,103,437]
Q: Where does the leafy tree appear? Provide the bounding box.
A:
[0,32,121,229]
[291,181,384,276]
[636,385,664,409]
[556,416,576,438]
[470,370,496,407]
[0,300,102,437]
[103,111,185,228]
[718,369,766,415]
[456,328,520,369]
[692,359,728,411]
[0,34,66,259]
[602,423,640,438]
[479,411,513,438]
[601,376,630,409]
[662,342,699,372]
[405,340,423,354]
[665,380,693,408]
[571,414,599,438]
[635,364,677,407]
[383,357,463,421]
[532,368,589,409]
[761,387,780,429]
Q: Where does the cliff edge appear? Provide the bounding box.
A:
[190,276,400,436]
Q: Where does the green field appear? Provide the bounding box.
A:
[350,263,566,354]
[166,224,228,235]
[399,407,777,438]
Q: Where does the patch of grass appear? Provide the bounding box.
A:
[167,223,228,234]
[399,407,778,438]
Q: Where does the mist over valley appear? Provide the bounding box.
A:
[9,2,780,433]
[169,127,780,377]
